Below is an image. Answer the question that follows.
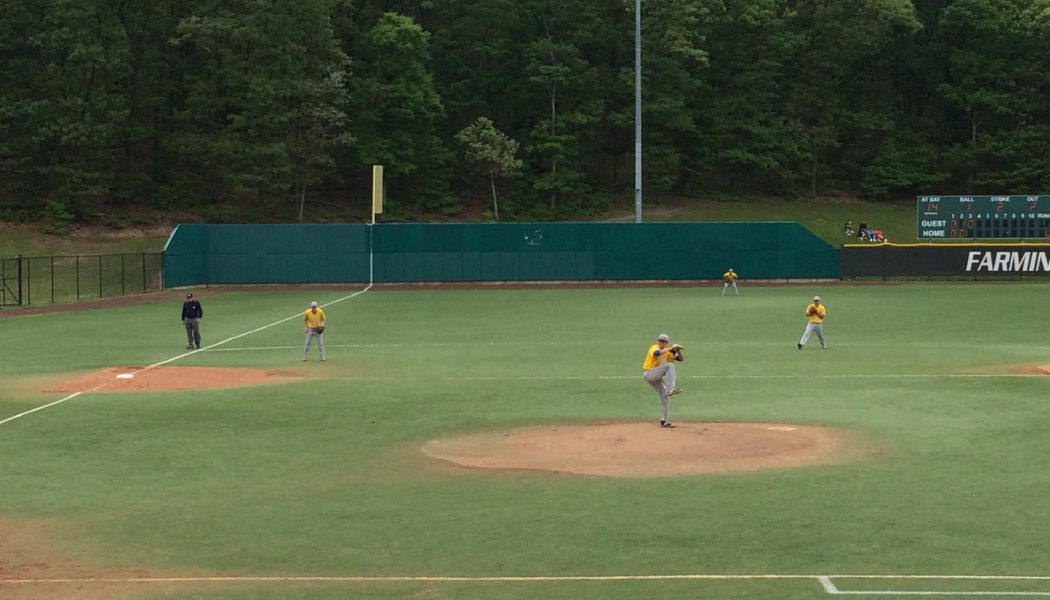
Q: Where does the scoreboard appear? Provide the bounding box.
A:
[917,195,1050,240]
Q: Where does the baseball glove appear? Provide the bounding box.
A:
[314,326,325,334]
[670,344,684,361]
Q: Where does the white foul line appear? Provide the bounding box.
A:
[0,574,810,585]
[0,385,103,427]
[820,575,1050,596]
[0,286,371,427]
[203,343,370,352]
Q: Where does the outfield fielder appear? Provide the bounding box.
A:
[642,333,684,428]
[722,268,739,296]
[797,295,827,350]
[303,301,326,361]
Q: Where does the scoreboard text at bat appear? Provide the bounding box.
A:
[916,195,1050,240]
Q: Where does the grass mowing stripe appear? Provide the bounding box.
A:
[0,285,371,427]
[4,574,1050,585]
[198,341,1050,351]
[321,373,1047,381]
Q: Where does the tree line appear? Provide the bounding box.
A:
[2,0,1049,222]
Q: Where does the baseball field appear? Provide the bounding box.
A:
[1,282,1049,599]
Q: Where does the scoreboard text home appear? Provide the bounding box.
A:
[917,196,1050,239]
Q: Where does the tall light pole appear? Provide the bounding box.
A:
[633,0,642,223]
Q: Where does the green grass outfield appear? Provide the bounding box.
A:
[1,283,1049,599]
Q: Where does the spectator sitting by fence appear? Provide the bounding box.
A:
[844,220,853,236]
[857,221,868,240]
[872,229,886,242]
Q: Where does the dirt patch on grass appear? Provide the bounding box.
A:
[0,520,208,600]
[423,421,857,477]
[967,364,1050,376]
[43,366,302,394]
[1006,364,1050,376]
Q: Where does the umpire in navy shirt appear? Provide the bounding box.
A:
[181,292,204,349]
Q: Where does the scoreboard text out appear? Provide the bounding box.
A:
[917,196,1050,240]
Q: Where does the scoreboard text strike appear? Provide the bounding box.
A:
[917,196,1050,239]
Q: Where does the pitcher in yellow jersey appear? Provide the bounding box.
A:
[797,296,826,350]
[721,268,738,296]
[642,333,684,428]
[303,301,327,361]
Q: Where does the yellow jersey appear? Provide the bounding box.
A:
[723,271,737,283]
[642,344,675,370]
[304,308,326,329]
[805,303,826,324]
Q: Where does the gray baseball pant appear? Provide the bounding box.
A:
[304,329,326,359]
[184,318,201,348]
[643,363,676,422]
[799,323,825,348]
[722,282,738,296]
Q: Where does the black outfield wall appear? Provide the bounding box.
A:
[842,243,1050,277]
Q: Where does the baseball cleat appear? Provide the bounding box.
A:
[186,345,193,349]
[668,388,682,396]
[660,420,674,428]
[797,343,803,350]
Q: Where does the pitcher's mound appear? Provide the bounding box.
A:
[44,366,300,393]
[423,422,852,477]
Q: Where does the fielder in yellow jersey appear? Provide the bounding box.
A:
[642,333,684,428]
[721,268,738,296]
[797,295,826,350]
[303,301,327,361]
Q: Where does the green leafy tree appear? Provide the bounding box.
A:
[171,0,349,208]
[934,0,1024,192]
[523,0,605,215]
[697,0,804,194]
[786,0,921,196]
[347,12,452,214]
[288,67,354,220]
[456,117,523,221]
[426,0,529,133]
[0,0,130,205]
[621,0,715,193]
[112,1,192,202]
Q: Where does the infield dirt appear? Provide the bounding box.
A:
[423,421,862,477]
[42,366,302,394]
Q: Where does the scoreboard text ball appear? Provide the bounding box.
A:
[917,195,1050,240]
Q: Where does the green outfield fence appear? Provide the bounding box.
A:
[162,222,839,287]
[0,253,164,309]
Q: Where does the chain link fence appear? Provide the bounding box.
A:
[0,253,163,309]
